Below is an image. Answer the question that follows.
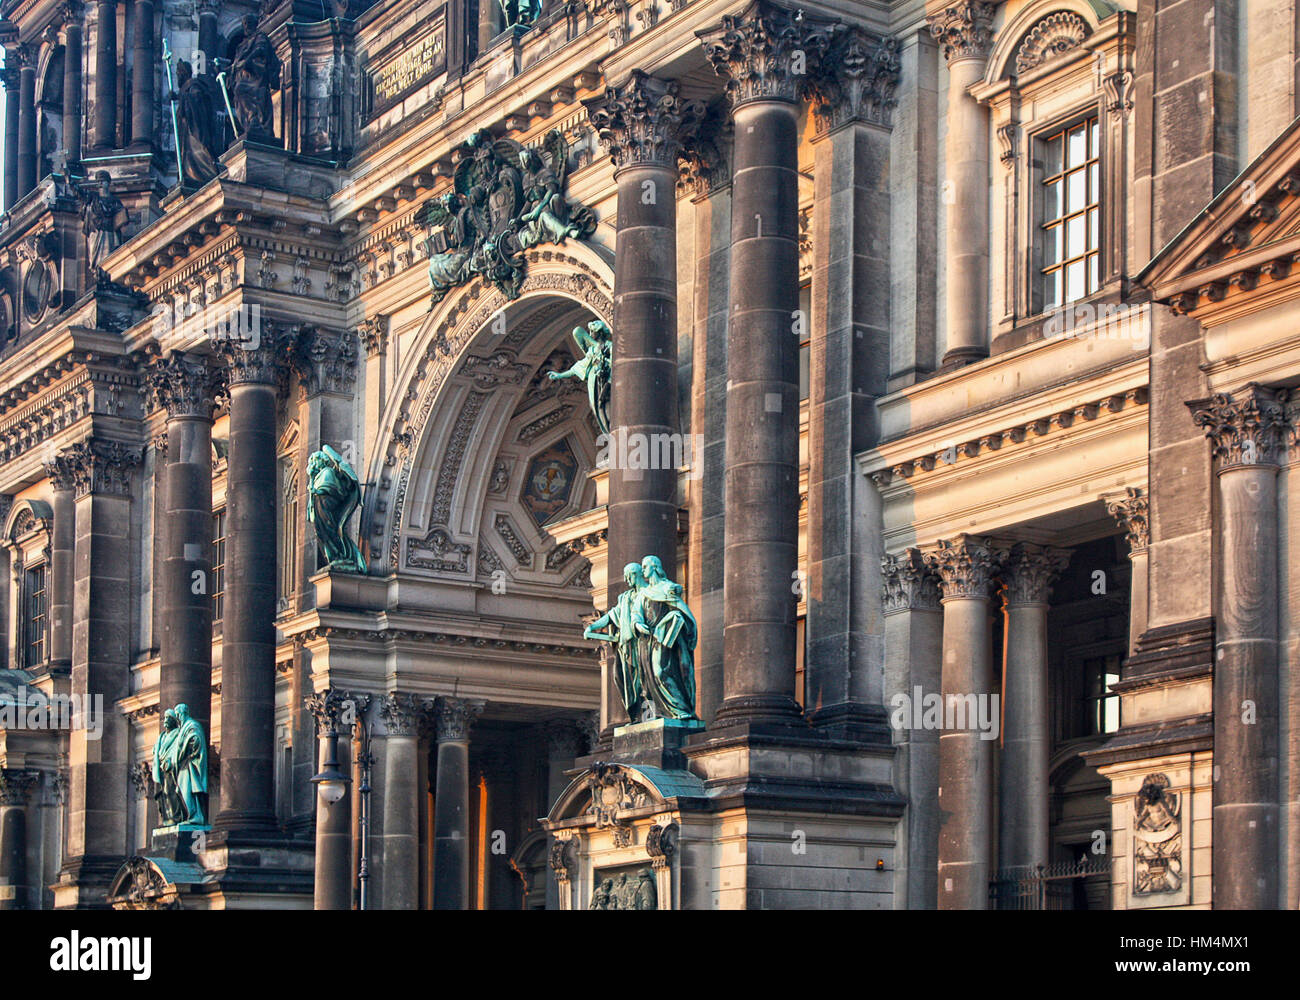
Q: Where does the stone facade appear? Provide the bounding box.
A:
[0,0,1296,910]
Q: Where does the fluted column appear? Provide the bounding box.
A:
[998,543,1069,875]
[212,333,284,837]
[41,459,76,669]
[0,769,39,910]
[882,549,942,908]
[1105,487,1150,654]
[699,0,837,727]
[16,48,36,198]
[306,689,354,910]
[929,534,999,909]
[1189,384,1286,909]
[92,0,118,150]
[129,0,153,150]
[61,2,84,165]
[3,66,19,210]
[432,696,483,910]
[585,72,703,731]
[146,352,222,745]
[378,693,424,910]
[927,1,994,366]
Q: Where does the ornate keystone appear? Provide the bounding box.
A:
[433,696,485,743]
[57,438,142,499]
[145,350,225,419]
[927,1,996,64]
[1188,383,1291,471]
[1104,487,1149,556]
[926,534,1000,600]
[585,71,706,171]
[698,1,840,107]
[1000,542,1071,606]
[812,28,900,133]
[881,548,942,614]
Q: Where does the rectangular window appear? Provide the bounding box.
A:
[23,563,46,667]
[212,509,227,624]
[1041,116,1100,309]
[1083,653,1121,736]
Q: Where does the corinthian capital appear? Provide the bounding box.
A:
[145,350,225,420]
[57,438,142,499]
[585,71,706,171]
[305,687,363,737]
[289,325,358,397]
[433,696,485,743]
[377,692,427,737]
[213,321,293,387]
[812,28,901,133]
[926,534,1000,600]
[927,1,996,63]
[1104,487,1149,556]
[1187,383,1291,471]
[698,1,840,108]
[1001,542,1070,607]
[0,768,40,806]
[881,548,941,614]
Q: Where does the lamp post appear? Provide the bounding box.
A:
[311,721,351,910]
[356,723,373,911]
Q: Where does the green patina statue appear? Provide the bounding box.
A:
[546,319,611,435]
[152,704,209,828]
[308,445,367,573]
[584,555,699,723]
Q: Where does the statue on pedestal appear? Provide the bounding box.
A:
[171,59,223,186]
[230,15,281,142]
[584,561,647,721]
[546,319,611,435]
[307,445,366,573]
[79,171,126,281]
[151,704,209,828]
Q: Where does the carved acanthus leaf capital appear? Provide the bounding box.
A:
[357,315,389,358]
[305,687,362,738]
[926,534,1000,600]
[812,28,900,133]
[145,350,225,420]
[0,768,40,805]
[585,71,706,171]
[213,322,294,387]
[881,548,941,613]
[290,325,358,396]
[433,696,485,743]
[1001,543,1071,606]
[378,692,426,737]
[698,1,840,107]
[927,1,996,64]
[1104,487,1149,555]
[1188,383,1291,470]
[57,438,142,499]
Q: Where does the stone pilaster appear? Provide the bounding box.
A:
[431,695,484,910]
[881,548,942,908]
[305,687,356,911]
[1105,486,1150,653]
[211,332,289,839]
[998,542,1070,875]
[61,2,85,165]
[0,769,39,910]
[804,26,900,739]
[41,457,76,670]
[927,1,995,365]
[377,692,424,910]
[1189,384,1288,909]
[92,0,118,151]
[146,351,223,745]
[585,73,703,733]
[699,0,838,728]
[927,534,999,909]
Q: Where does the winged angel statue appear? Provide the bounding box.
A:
[425,130,596,305]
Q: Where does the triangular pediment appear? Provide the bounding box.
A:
[1141,114,1300,318]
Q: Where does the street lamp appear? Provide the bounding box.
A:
[311,729,349,805]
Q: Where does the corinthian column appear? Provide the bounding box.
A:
[146,351,223,745]
[928,534,999,909]
[882,549,942,908]
[306,688,354,910]
[16,48,36,198]
[212,331,286,838]
[40,458,75,671]
[585,73,703,732]
[0,769,39,910]
[1189,384,1287,909]
[698,0,837,728]
[998,542,1069,875]
[432,696,484,910]
[927,1,995,366]
[1104,487,1149,654]
[378,693,424,910]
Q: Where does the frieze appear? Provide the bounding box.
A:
[291,624,597,659]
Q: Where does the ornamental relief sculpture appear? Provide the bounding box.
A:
[1132,773,1182,896]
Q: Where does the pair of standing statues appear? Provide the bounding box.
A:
[152,704,209,828]
[585,555,698,723]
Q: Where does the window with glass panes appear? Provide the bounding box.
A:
[1082,652,1121,735]
[797,284,811,402]
[23,563,46,667]
[1041,116,1100,309]
[212,509,227,623]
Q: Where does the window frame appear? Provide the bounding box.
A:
[22,559,48,669]
[1037,113,1102,312]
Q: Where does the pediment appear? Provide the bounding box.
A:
[1140,115,1300,320]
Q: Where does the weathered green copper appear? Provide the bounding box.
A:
[584,555,699,723]
[498,0,542,28]
[152,704,209,828]
[547,319,612,435]
[424,129,595,305]
[308,445,367,573]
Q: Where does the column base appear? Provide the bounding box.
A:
[710,693,805,731]
[939,345,988,369]
[806,702,893,744]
